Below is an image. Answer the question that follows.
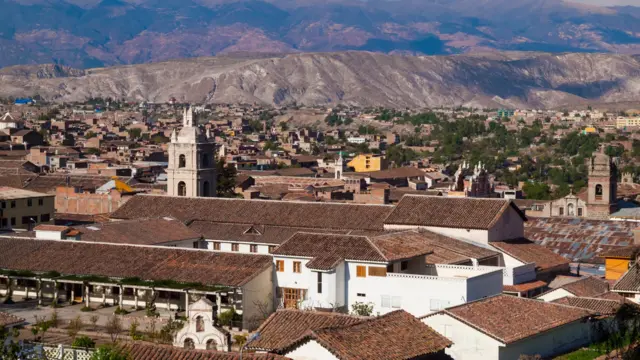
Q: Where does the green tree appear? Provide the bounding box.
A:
[90,345,130,360]
[216,158,238,198]
[127,128,142,140]
[522,182,551,200]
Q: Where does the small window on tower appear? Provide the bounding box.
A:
[179,154,186,168]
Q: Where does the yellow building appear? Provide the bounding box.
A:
[601,231,640,281]
[583,126,597,134]
[347,154,388,173]
[615,117,640,129]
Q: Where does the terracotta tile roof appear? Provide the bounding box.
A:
[613,263,640,293]
[272,231,434,270]
[272,233,387,270]
[188,221,349,245]
[490,238,570,272]
[0,238,271,287]
[366,167,426,180]
[442,295,592,344]
[289,310,451,360]
[561,276,610,297]
[385,195,526,230]
[119,343,289,360]
[111,195,393,231]
[552,296,626,315]
[34,225,70,232]
[503,280,547,293]
[525,217,636,263]
[0,311,25,328]
[600,246,640,259]
[76,218,201,246]
[411,230,500,265]
[24,175,130,193]
[247,310,363,352]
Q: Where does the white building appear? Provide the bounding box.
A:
[174,298,230,351]
[422,295,595,360]
[271,231,503,316]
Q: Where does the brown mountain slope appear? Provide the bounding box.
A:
[1,52,640,108]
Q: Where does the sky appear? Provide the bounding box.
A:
[570,0,640,5]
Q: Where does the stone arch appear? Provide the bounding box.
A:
[179,154,186,168]
[184,337,195,350]
[206,339,216,350]
[567,203,575,216]
[178,182,187,197]
[595,184,603,198]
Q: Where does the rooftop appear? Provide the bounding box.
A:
[440,294,592,344]
[0,186,53,200]
[552,296,627,315]
[287,310,451,360]
[490,238,570,272]
[0,238,272,287]
[74,218,202,246]
[247,310,363,352]
[0,311,25,328]
[111,195,394,231]
[613,263,640,293]
[385,195,526,230]
[119,343,289,360]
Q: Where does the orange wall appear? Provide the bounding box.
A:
[605,258,630,281]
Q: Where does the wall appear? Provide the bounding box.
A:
[55,187,130,215]
[285,340,338,360]
[488,207,525,242]
[0,194,55,230]
[423,313,502,360]
[383,224,490,245]
[206,240,273,255]
[605,258,630,281]
[242,265,274,330]
[499,321,593,360]
[537,288,573,302]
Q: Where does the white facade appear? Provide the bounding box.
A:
[423,312,593,360]
[174,298,230,351]
[273,255,503,316]
[206,239,273,255]
[536,288,573,302]
[285,340,338,360]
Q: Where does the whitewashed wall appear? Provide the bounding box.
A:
[285,340,338,360]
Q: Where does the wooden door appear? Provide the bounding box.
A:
[282,288,304,309]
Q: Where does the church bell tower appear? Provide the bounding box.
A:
[167,107,217,197]
[586,148,617,219]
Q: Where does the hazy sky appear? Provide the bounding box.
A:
[570,0,640,5]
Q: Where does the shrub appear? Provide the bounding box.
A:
[218,309,236,327]
[72,335,95,349]
[114,306,128,315]
[80,306,94,312]
[233,334,247,348]
[350,302,374,316]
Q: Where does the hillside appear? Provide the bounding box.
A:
[2,52,640,109]
[1,0,640,68]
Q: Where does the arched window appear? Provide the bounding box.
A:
[179,154,186,168]
[202,181,210,197]
[567,203,575,216]
[196,316,205,333]
[206,339,216,350]
[202,154,209,168]
[184,338,195,350]
[178,182,186,197]
[595,184,603,200]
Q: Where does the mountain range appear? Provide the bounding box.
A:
[1,0,640,68]
[2,51,640,109]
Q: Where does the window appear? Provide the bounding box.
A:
[202,181,210,197]
[10,218,15,226]
[568,203,575,216]
[192,241,199,249]
[276,260,285,272]
[268,246,276,253]
[357,293,366,297]
[381,295,390,308]
[250,244,258,253]
[400,261,408,271]
[368,266,387,277]
[27,199,32,207]
[595,184,603,200]
[10,201,15,208]
[231,243,239,252]
[1,201,5,209]
[317,272,322,294]
[206,339,216,350]
[177,182,186,197]
[184,338,195,350]
[578,208,583,217]
[356,265,366,278]
[386,264,394,273]
[38,198,43,206]
[1,218,7,228]
[179,154,186,168]
[559,207,564,216]
[212,242,220,250]
[293,261,301,273]
[40,214,50,222]
[391,296,402,309]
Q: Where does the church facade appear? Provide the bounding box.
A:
[167,107,217,198]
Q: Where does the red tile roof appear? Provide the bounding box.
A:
[119,343,289,360]
[613,263,640,293]
[76,218,201,246]
[247,310,363,352]
[441,295,592,344]
[385,195,526,230]
[111,195,393,231]
[286,310,451,360]
[560,276,610,297]
[552,296,627,315]
[0,238,271,287]
[503,280,547,293]
[490,238,570,272]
